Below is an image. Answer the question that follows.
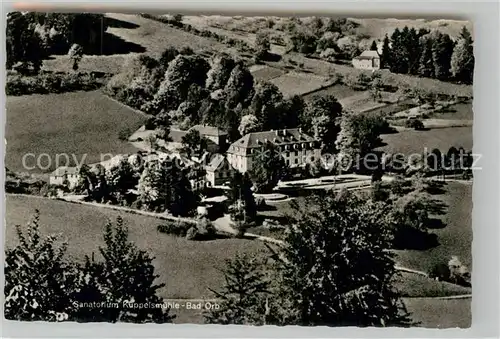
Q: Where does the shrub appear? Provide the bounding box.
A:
[195,217,216,240]
[6,72,105,96]
[405,119,425,130]
[185,226,198,240]
[157,220,191,237]
[118,128,132,141]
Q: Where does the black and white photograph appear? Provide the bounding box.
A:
[4,7,479,329]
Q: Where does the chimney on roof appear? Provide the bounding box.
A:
[275,130,278,136]
[299,127,302,133]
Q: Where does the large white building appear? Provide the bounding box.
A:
[227,128,321,173]
[352,50,381,70]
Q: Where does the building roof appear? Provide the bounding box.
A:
[169,129,188,143]
[169,125,227,143]
[229,128,317,150]
[353,50,380,60]
[190,124,228,137]
[50,166,79,177]
[205,153,226,171]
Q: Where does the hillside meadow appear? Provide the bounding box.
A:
[5,90,145,173]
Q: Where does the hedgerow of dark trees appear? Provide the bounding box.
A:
[380,26,474,84]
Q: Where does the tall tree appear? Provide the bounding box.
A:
[107,158,139,204]
[224,62,255,109]
[407,28,421,75]
[137,158,197,216]
[304,95,343,151]
[250,81,285,130]
[380,34,392,69]
[255,32,271,61]
[450,26,474,84]
[432,32,455,80]
[266,191,410,326]
[370,40,378,51]
[181,129,207,158]
[418,36,435,78]
[4,210,78,321]
[74,216,174,323]
[206,53,236,91]
[226,172,257,222]
[6,12,45,72]
[250,143,288,193]
[335,112,387,171]
[204,254,270,325]
[389,28,404,73]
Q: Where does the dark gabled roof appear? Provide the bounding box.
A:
[205,153,226,172]
[190,124,228,137]
[353,50,380,60]
[229,128,317,149]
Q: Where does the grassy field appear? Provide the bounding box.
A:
[5,195,268,301]
[395,182,472,273]
[378,126,473,156]
[269,71,333,97]
[429,101,474,120]
[403,297,471,328]
[5,91,145,173]
[394,272,471,298]
[302,84,359,101]
[249,65,286,81]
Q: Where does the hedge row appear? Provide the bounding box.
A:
[6,72,110,96]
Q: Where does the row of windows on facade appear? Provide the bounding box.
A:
[230,142,316,154]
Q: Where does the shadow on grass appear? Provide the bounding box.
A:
[104,16,141,29]
[394,227,440,250]
[264,52,282,62]
[427,218,447,229]
[85,32,146,55]
[425,181,447,195]
[426,198,448,216]
[257,204,278,212]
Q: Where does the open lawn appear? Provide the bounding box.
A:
[403,297,471,328]
[302,84,359,101]
[43,54,134,74]
[394,272,471,298]
[395,182,472,274]
[250,65,286,81]
[269,71,334,97]
[430,101,474,120]
[5,91,145,173]
[378,126,473,156]
[5,195,268,301]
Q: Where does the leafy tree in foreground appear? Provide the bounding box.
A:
[204,254,271,325]
[267,191,410,326]
[74,216,174,323]
[68,43,83,71]
[4,210,78,321]
[5,213,173,323]
[227,172,257,222]
[249,143,288,193]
